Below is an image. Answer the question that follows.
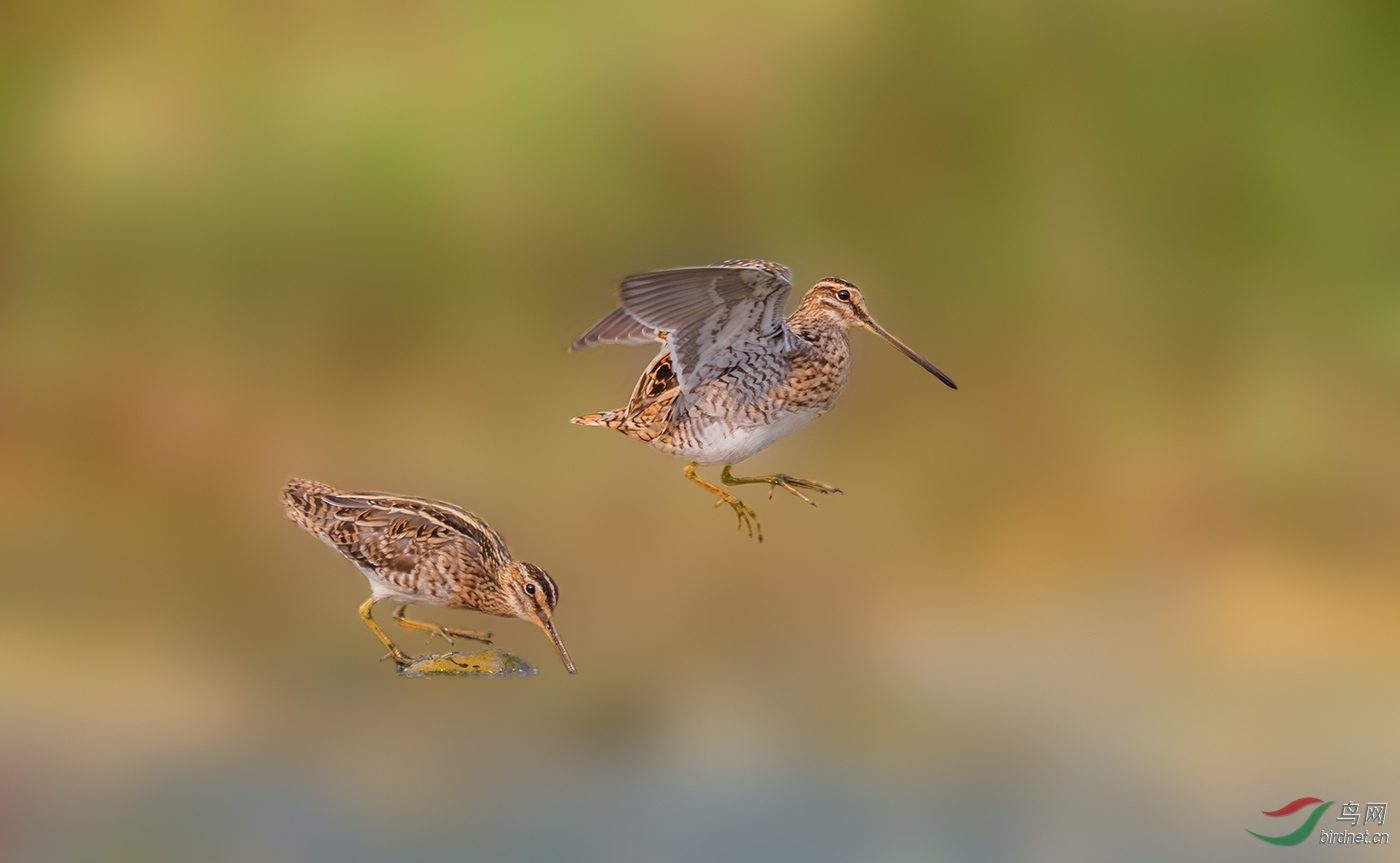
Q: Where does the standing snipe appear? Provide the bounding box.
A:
[570,259,956,540]
[283,478,577,673]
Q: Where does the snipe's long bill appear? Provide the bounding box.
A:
[570,259,956,541]
[283,478,578,674]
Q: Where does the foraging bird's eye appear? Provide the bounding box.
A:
[837,290,851,301]
[526,583,536,595]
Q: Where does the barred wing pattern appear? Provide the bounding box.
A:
[575,260,803,415]
[568,305,662,351]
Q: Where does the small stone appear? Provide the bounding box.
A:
[396,648,538,678]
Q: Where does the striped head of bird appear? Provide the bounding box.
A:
[503,561,576,674]
[797,278,958,389]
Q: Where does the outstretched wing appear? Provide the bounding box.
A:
[572,259,800,411]
[570,305,663,351]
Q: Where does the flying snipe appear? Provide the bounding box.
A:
[283,478,577,673]
[570,260,956,540]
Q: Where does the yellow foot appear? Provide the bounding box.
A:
[685,463,764,542]
[429,625,493,646]
[379,648,415,666]
[360,596,415,667]
[720,466,842,507]
[392,605,493,647]
[714,493,763,541]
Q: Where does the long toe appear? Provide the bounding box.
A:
[778,482,818,507]
[735,502,763,542]
[731,505,750,536]
[778,475,841,496]
[381,650,412,666]
[442,626,493,645]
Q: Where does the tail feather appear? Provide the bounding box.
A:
[283,477,336,532]
[571,411,619,427]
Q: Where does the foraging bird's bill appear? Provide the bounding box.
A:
[282,478,580,674]
[542,619,577,674]
[863,318,957,390]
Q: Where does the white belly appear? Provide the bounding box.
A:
[656,405,824,465]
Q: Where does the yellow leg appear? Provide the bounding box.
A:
[360,596,413,666]
[684,462,763,541]
[392,604,493,647]
[720,465,842,506]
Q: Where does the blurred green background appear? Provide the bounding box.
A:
[2,1,1398,860]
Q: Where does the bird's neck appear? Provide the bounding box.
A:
[786,303,850,348]
[449,573,517,616]
[781,305,853,409]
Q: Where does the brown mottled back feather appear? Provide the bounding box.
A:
[282,478,513,611]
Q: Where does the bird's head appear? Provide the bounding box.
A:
[804,278,874,328]
[505,561,577,674]
[803,278,958,390]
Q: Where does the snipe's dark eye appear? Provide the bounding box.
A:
[526,583,536,595]
[837,289,851,301]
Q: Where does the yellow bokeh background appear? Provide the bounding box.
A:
[1,1,1397,859]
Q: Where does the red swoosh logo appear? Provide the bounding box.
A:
[1262,797,1322,817]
